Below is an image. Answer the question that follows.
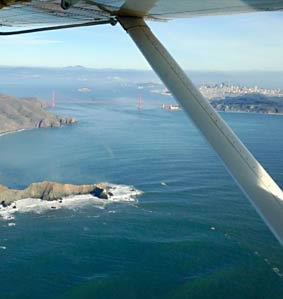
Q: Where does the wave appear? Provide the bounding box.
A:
[0,128,26,137]
[0,183,142,221]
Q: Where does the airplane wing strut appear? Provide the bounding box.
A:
[118,16,283,246]
[0,19,116,36]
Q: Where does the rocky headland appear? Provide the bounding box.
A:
[0,181,110,207]
[0,94,76,135]
[210,94,283,114]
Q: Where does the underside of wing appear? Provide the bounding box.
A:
[0,0,110,27]
[0,0,283,27]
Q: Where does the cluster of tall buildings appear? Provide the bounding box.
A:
[199,83,283,100]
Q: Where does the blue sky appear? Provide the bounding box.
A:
[0,11,282,71]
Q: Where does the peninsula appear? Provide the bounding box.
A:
[146,82,283,114]
[0,94,76,135]
[210,94,283,114]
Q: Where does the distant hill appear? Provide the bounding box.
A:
[1,66,283,88]
[211,94,283,114]
[0,94,76,135]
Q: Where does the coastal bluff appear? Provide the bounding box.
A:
[0,181,109,206]
[0,94,76,134]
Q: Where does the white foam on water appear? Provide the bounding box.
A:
[272,267,283,277]
[0,129,26,137]
[0,183,142,220]
[105,183,143,202]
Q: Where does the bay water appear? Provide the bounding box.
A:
[0,101,282,298]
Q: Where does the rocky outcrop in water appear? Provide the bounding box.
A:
[0,181,109,206]
[0,94,76,134]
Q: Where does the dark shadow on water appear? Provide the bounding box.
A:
[60,258,283,299]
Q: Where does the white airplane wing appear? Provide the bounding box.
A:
[1,0,283,246]
[0,0,283,26]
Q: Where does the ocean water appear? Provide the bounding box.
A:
[0,102,283,299]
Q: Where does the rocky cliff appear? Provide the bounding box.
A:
[0,94,76,134]
[0,181,109,206]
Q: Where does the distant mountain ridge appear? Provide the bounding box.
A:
[1,66,283,88]
[0,94,76,135]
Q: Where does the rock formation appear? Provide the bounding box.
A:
[0,94,76,134]
[0,181,109,207]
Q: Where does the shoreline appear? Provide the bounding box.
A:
[217,110,283,116]
[0,128,26,137]
[0,95,77,137]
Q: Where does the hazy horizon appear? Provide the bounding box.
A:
[1,66,283,89]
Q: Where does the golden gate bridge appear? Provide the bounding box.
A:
[49,92,172,109]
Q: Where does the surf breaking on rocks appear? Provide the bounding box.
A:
[0,183,142,220]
